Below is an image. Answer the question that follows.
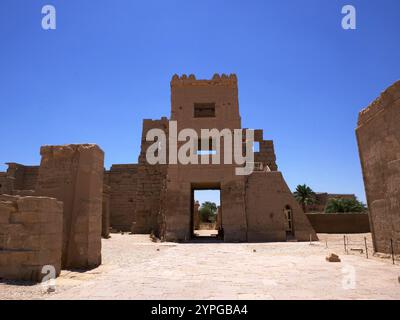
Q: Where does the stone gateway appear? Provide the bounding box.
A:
[103,74,317,242]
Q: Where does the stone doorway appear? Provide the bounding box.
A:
[191,183,222,240]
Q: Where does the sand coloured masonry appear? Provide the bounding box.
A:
[3,74,399,281]
[356,80,400,254]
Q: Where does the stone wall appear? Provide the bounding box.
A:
[221,179,247,242]
[356,80,400,254]
[6,163,39,191]
[0,195,63,281]
[0,173,13,194]
[134,118,168,235]
[306,193,357,213]
[306,213,370,234]
[245,172,318,242]
[253,131,278,171]
[35,144,104,269]
[105,164,138,231]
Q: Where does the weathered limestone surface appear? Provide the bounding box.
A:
[133,118,168,235]
[5,163,39,191]
[306,213,370,234]
[254,138,278,171]
[35,144,104,269]
[0,195,63,281]
[105,164,138,232]
[246,172,318,242]
[221,179,247,242]
[0,173,13,195]
[356,81,400,254]
[102,185,111,238]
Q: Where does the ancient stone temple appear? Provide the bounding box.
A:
[104,74,317,242]
[356,80,400,254]
[1,74,317,248]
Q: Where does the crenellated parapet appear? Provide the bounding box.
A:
[170,73,238,87]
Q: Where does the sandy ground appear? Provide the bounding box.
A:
[0,233,399,300]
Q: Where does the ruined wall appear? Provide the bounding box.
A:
[0,195,63,281]
[245,172,318,242]
[253,130,278,171]
[6,163,39,191]
[106,164,138,231]
[356,80,400,253]
[134,164,167,235]
[35,144,104,269]
[0,173,13,194]
[134,118,168,235]
[306,193,357,213]
[306,213,370,234]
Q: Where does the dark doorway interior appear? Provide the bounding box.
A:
[284,205,295,240]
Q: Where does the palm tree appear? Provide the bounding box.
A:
[325,198,366,213]
[294,184,316,213]
[199,201,217,222]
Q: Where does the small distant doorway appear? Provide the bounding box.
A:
[191,183,222,240]
[284,205,294,238]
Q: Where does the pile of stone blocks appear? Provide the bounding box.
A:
[0,195,63,281]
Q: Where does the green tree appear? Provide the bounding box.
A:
[325,198,367,213]
[199,201,217,222]
[293,184,316,213]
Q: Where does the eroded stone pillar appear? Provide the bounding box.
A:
[35,144,104,269]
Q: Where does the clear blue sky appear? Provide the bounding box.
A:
[1,1,399,204]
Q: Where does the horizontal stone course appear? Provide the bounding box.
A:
[0,195,63,282]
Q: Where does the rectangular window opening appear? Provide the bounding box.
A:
[253,141,260,152]
[194,103,216,118]
[196,138,217,155]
